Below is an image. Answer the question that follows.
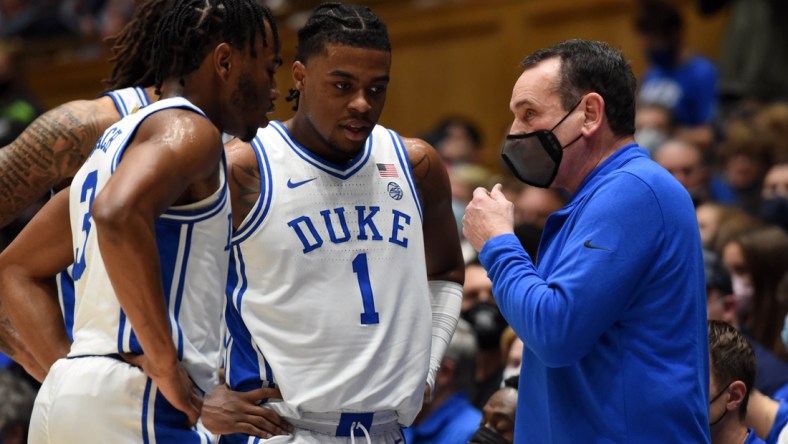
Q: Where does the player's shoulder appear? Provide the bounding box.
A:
[135,106,221,152]
[225,136,257,170]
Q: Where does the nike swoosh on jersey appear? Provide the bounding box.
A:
[583,239,609,251]
[287,177,317,189]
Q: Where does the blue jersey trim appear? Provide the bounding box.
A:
[269,120,371,179]
[230,245,248,312]
[172,223,194,361]
[117,309,127,353]
[161,153,229,223]
[57,267,75,341]
[388,130,423,222]
[106,90,129,117]
[231,135,273,244]
[142,379,153,444]
[135,87,151,107]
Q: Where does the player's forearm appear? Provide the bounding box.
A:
[1,268,70,372]
[94,208,180,372]
[0,143,59,227]
[0,303,47,381]
[0,188,74,375]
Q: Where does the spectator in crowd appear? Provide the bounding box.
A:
[707,320,765,444]
[463,295,508,409]
[705,248,735,326]
[450,164,499,263]
[760,162,788,232]
[423,115,484,166]
[59,0,135,40]
[634,0,718,150]
[696,0,788,119]
[653,138,710,206]
[0,0,73,40]
[753,103,788,162]
[513,186,566,230]
[468,375,518,444]
[499,327,523,385]
[721,226,788,395]
[634,102,675,155]
[462,260,495,315]
[403,319,481,444]
[695,202,760,254]
[510,185,567,260]
[711,121,774,216]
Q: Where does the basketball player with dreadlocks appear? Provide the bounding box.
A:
[0,1,282,442]
[0,0,167,380]
[215,3,464,443]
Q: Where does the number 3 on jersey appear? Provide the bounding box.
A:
[72,170,99,280]
[352,253,380,325]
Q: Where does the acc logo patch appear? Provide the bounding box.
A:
[387,182,403,200]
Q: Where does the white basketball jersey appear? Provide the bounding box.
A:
[68,97,231,393]
[225,121,432,426]
[57,86,152,342]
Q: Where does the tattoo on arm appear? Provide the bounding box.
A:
[0,102,105,226]
[410,151,431,189]
[229,162,262,215]
[0,317,17,357]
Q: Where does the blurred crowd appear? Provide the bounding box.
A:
[0,0,136,42]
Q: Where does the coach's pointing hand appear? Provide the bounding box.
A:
[462,184,515,252]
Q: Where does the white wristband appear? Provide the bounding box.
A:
[426,280,463,391]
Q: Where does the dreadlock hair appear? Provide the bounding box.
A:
[103,0,173,91]
[151,0,280,96]
[286,2,390,110]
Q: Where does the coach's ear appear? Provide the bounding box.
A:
[581,92,604,137]
[292,61,306,91]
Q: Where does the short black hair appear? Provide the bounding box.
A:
[294,2,390,63]
[286,2,390,110]
[151,0,280,95]
[521,39,637,136]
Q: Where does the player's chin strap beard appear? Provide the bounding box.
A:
[286,88,300,111]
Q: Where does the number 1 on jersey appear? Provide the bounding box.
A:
[352,253,380,325]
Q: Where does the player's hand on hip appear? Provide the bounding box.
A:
[126,353,202,426]
[462,183,515,252]
[201,384,293,438]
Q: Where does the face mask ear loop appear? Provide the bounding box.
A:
[549,96,584,133]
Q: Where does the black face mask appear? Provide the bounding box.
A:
[501,98,583,188]
[462,301,508,351]
[468,426,510,444]
[760,196,788,231]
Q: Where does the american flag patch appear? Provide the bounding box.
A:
[376,163,398,178]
